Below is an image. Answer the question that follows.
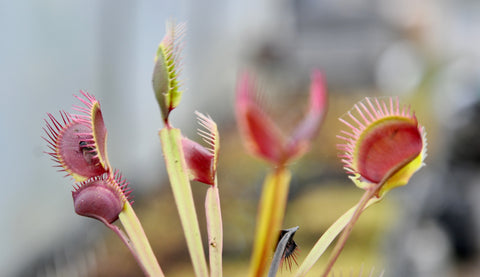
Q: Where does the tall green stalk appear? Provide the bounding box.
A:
[249,167,291,277]
[118,202,164,277]
[206,178,223,277]
[159,127,209,277]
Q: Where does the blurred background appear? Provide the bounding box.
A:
[2,0,480,276]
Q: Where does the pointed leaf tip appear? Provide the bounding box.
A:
[235,71,287,165]
[286,69,328,160]
[181,112,220,186]
[310,70,327,112]
[195,111,220,173]
[152,21,185,123]
[236,70,328,165]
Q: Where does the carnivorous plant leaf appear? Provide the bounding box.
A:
[43,91,110,181]
[72,171,131,224]
[236,70,327,166]
[153,21,185,123]
[337,97,427,197]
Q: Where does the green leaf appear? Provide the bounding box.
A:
[152,21,185,122]
[294,198,380,277]
[249,168,291,277]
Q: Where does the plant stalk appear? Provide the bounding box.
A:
[118,202,164,277]
[106,222,150,276]
[294,196,379,277]
[159,127,209,277]
[205,177,223,277]
[320,181,384,277]
[248,167,291,277]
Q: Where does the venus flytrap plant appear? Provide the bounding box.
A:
[235,70,327,277]
[295,97,427,277]
[153,21,215,277]
[41,18,430,277]
[153,21,185,125]
[194,112,223,277]
[179,111,223,276]
[43,91,163,277]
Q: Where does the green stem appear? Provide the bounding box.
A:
[118,202,164,277]
[317,157,418,276]
[104,222,139,266]
[294,196,380,277]
[205,178,223,277]
[320,188,376,277]
[159,127,209,277]
[248,167,291,277]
